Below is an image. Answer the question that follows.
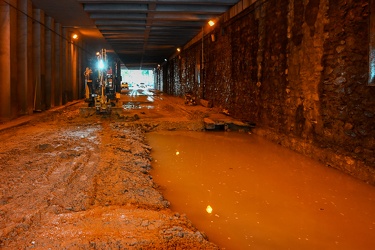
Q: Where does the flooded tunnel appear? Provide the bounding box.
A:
[1,0,375,249]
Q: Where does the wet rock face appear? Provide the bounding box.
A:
[161,0,375,183]
[320,0,374,159]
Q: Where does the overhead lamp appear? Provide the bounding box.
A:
[72,33,78,40]
[208,20,215,26]
[177,48,181,52]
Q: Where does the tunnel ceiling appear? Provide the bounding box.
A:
[31,0,240,70]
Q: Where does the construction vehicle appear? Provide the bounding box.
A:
[84,48,121,114]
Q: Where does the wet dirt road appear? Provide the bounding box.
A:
[2,89,373,249]
[0,91,221,249]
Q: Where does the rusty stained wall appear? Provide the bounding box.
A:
[162,0,375,183]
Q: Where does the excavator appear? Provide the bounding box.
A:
[84,48,121,114]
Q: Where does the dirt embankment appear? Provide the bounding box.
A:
[0,101,219,249]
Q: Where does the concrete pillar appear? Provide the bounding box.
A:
[54,23,62,106]
[71,39,78,100]
[66,31,73,102]
[9,0,17,117]
[45,16,54,109]
[17,0,27,115]
[77,41,83,99]
[81,42,91,98]
[62,28,68,104]
[0,1,11,121]
[17,0,34,115]
[116,59,121,91]
[33,9,46,111]
[0,0,17,121]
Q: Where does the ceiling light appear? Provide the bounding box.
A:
[72,33,78,40]
[208,20,215,26]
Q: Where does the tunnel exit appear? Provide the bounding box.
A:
[120,69,155,91]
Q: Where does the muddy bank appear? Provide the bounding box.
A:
[0,102,219,249]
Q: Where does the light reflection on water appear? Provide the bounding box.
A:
[147,131,375,250]
[122,101,155,110]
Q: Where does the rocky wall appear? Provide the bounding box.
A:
[162,0,375,184]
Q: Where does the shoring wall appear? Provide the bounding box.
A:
[158,0,375,184]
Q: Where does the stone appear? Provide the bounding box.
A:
[203,118,215,130]
[336,45,345,53]
[200,99,213,108]
[334,76,346,85]
[344,122,353,130]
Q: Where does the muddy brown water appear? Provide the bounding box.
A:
[147,130,375,250]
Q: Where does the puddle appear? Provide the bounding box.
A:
[122,102,155,110]
[147,131,375,249]
[64,126,101,140]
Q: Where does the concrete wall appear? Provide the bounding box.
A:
[0,0,89,122]
[160,0,375,184]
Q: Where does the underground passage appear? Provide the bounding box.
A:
[1,0,375,249]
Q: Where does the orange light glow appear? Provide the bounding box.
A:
[208,20,215,26]
[72,33,78,40]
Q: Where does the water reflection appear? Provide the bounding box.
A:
[206,205,213,214]
[122,102,155,110]
[148,131,375,250]
[120,90,156,110]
